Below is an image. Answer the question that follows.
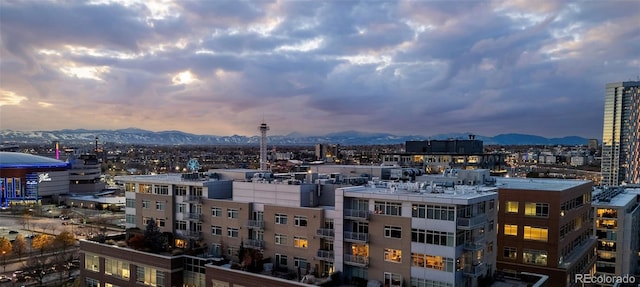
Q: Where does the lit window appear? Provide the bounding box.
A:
[85,253,100,272]
[506,201,518,213]
[384,248,402,263]
[523,226,548,242]
[523,249,547,266]
[294,236,308,248]
[504,224,518,236]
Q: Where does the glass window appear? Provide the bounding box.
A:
[85,278,100,287]
[294,236,308,248]
[85,253,100,272]
[525,203,549,217]
[506,201,518,213]
[275,213,288,224]
[227,208,238,219]
[227,227,239,238]
[384,226,402,239]
[504,224,518,236]
[104,257,130,279]
[523,249,548,266]
[155,201,164,211]
[211,207,221,217]
[503,247,517,259]
[384,249,402,263]
[384,272,402,287]
[275,234,287,245]
[523,226,548,242]
[294,216,308,227]
[211,225,222,236]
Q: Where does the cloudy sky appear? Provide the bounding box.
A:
[0,0,638,139]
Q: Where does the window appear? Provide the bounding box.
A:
[489,199,495,210]
[384,248,402,263]
[176,203,186,213]
[384,272,402,287]
[525,203,549,217]
[410,278,453,287]
[275,234,288,245]
[104,257,130,279]
[488,220,494,231]
[211,207,222,217]
[85,278,100,287]
[227,227,239,238]
[142,200,150,209]
[294,216,308,227]
[374,201,402,216]
[155,201,165,211]
[175,186,187,196]
[105,283,120,287]
[136,265,164,287]
[503,247,517,259]
[294,236,308,248]
[153,185,169,195]
[157,219,165,227]
[506,201,518,213]
[504,224,518,236]
[523,249,547,266]
[125,214,135,224]
[384,226,402,239]
[411,229,454,246]
[294,257,307,268]
[175,220,186,230]
[275,254,288,267]
[523,226,548,242]
[275,213,288,224]
[227,208,238,219]
[126,198,135,208]
[411,253,454,272]
[211,225,222,236]
[415,204,455,221]
[85,253,100,272]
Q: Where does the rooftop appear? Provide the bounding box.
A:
[342,181,497,203]
[592,188,640,207]
[495,177,590,191]
[0,151,69,168]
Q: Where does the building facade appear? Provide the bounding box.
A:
[495,178,597,287]
[601,81,640,186]
[592,187,640,284]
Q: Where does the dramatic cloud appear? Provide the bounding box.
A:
[0,0,638,139]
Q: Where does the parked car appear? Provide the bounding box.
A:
[8,230,18,234]
[12,270,25,281]
[0,275,11,282]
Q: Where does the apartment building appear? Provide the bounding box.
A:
[79,168,501,287]
[592,186,640,284]
[495,178,597,287]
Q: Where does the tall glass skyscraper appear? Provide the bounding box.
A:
[601,81,640,186]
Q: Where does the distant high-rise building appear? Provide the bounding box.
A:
[601,81,640,186]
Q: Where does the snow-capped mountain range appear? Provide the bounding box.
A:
[0,128,590,146]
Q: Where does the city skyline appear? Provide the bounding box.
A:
[1,1,638,139]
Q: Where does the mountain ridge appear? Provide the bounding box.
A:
[0,129,592,146]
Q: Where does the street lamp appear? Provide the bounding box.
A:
[2,250,5,272]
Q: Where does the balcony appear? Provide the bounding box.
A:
[316,250,334,261]
[316,228,335,238]
[344,254,369,267]
[185,195,203,203]
[463,263,487,277]
[180,230,202,239]
[187,213,203,221]
[246,220,265,230]
[344,209,370,220]
[244,239,265,249]
[457,213,487,230]
[463,242,485,251]
[344,231,369,243]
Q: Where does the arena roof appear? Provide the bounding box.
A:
[0,152,69,169]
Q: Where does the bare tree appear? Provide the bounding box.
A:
[17,214,31,230]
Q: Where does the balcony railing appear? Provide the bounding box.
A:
[246,220,265,229]
[463,263,486,277]
[244,239,265,249]
[316,228,335,238]
[344,231,369,243]
[180,230,202,239]
[344,254,369,267]
[187,213,203,221]
[457,213,487,230]
[344,209,370,220]
[463,242,485,251]
[316,250,334,261]
[186,195,203,203]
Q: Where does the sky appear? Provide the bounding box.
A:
[0,0,638,139]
